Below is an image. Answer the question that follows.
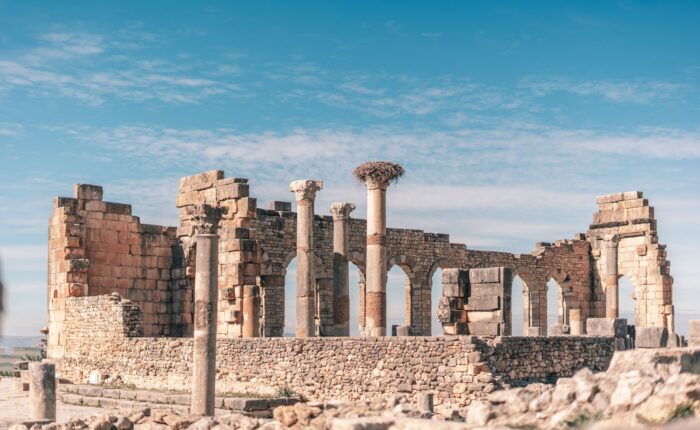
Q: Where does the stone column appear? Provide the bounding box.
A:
[290,180,323,337]
[189,205,221,416]
[330,202,355,336]
[604,237,619,318]
[241,285,260,337]
[29,362,55,421]
[353,161,404,337]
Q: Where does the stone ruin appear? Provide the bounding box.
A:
[41,168,680,407]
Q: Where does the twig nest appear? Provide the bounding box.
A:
[353,161,405,186]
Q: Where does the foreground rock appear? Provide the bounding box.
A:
[473,347,700,429]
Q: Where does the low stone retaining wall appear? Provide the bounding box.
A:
[58,295,616,410]
[58,384,298,417]
[60,335,614,409]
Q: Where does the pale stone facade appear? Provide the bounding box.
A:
[46,171,676,362]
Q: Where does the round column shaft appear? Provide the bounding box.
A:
[353,161,404,337]
[290,179,323,337]
[330,202,355,336]
[365,181,388,336]
[188,204,222,417]
[29,362,56,421]
[604,238,619,318]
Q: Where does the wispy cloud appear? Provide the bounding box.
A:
[521,77,684,104]
[0,30,237,106]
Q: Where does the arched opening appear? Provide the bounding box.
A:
[347,262,364,336]
[619,275,636,327]
[283,257,297,337]
[386,265,411,334]
[430,267,444,335]
[511,274,528,335]
[547,278,563,334]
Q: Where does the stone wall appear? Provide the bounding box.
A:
[60,295,615,410]
[47,171,675,359]
[587,191,674,329]
[48,184,183,359]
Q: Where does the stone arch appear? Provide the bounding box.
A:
[386,254,417,332]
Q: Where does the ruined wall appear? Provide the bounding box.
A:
[175,171,259,338]
[587,192,673,329]
[256,207,594,337]
[60,295,615,410]
[48,184,183,359]
[48,172,674,353]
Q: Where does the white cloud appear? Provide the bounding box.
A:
[0,31,237,106]
[521,77,685,104]
[0,245,47,272]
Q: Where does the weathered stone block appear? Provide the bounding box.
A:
[465,296,499,311]
[441,269,467,286]
[442,283,463,298]
[636,327,668,348]
[469,267,500,284]
[178,170,224,191]
[269,200,292,211]
[470,283,499,298]
[74,184,103,201]
[689,320,700,347]
[224,398,268,411]
[467,322,500,336]
[666,333,681,348]
[586,318,628,338]
[550,323,570,336]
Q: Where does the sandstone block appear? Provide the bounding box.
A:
[269,201,292,211]
[217,183,249,201]
[441,283,463,298]
[666,332,681,348]
[469,267,500,284]
[74,184,104,201]
[586,318,628,338]
[689,320,700,347]
[469,283,499,298]
[223,398,268,411]
[636,327,668,348]
[178,170,224,191]
[441,269,467,286]
[465,296,499,311]
[467,322,500,336]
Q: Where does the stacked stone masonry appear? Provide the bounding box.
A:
[59,295,615,409]
[47,171,676,360]
[439,267,512,336]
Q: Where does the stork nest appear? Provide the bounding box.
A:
[353,161,405,185]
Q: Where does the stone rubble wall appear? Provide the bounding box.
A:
[59,295,615,410]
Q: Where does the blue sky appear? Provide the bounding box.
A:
[0,1,698,337]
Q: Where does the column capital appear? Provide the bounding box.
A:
[603,234,621,246]
[186,204,224,235]
[329,202,356,220]
[290,179,323,202]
